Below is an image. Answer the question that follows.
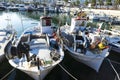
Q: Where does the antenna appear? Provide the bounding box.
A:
[5,15,13,30]
[20,12,24,32]
[43,0,47,16]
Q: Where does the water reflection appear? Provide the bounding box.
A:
[0,11,71,37]
[24,11,72,26]
[0,11,38,37]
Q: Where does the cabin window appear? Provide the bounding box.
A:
[75,20,84,26]
[42,19,51,26]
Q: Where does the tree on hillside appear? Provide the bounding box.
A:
[118,0,120,4]
[32,0,38,8]
[106,0,112,5]
[75,0,80,6]
[91,0,96,6]
[114,0,120,9]
[85,0,89,6]
[106,0,112,9]
[64,0,68,2]
[9,0,16,3]
[69,0,80,7]
[98,0,103,8]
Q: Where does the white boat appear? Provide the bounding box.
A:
[100,29,120,53]
[98,13,111,22]
[108,37,120,53]
[25,4,36,12]
[96,22,120,53]
[6,16,64,80]
[0,4,6,11]
[87,12,100,22]
[7,4,26,11]
[18,4,26,11]
[0,26,16,62]
[7,4,19,11]
[59,15,109,72]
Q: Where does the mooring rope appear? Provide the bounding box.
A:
[106,58,120,80]
[0,68,15,80]
[58,64,78,80]
[109,59,120,65]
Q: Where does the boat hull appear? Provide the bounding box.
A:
[22,67,54,80]
[64,45,109,72]
[0,54,5,63]
[111,46,120,53]
[9,59,57,80]
[109,43,120,53]
[0,29,16,62]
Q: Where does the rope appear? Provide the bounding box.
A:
[0,68,15,80]
[106,58,120,80]
[109,59,120,65]
[58,64,78,80]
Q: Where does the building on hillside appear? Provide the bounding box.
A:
[15,0,54,3]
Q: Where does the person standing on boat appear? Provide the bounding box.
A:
[84,31,91,48]
[50,32,59,49]
[83,31,91,53]
[75,31,85,53]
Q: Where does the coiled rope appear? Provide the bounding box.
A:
[0,68,15,80]
[106,58,120,80]
[58,64,78,80]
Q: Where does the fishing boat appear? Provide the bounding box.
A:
[25,4,36,12]
[100,29,120,53]
[96,22,120,53]
[87,12,100,22]
[7,4,19,11]
[108,37,120,53]
[0,26,16,62]
[18,4,26,11]
[0,5,6,11]
[6,16,64,80]
[59,14,109,72]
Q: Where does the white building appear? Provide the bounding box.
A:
[20,0,83,3]
[20,0,56,3]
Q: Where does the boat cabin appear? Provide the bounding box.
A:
[40,16,54,35]
[41,16,51,26]
[70,17,88,33]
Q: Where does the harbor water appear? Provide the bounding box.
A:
[0,11,120,80]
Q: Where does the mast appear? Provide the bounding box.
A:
[43,0,47,16]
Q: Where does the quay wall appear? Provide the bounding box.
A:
[84,9,120,18]
[67,7,120,18]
